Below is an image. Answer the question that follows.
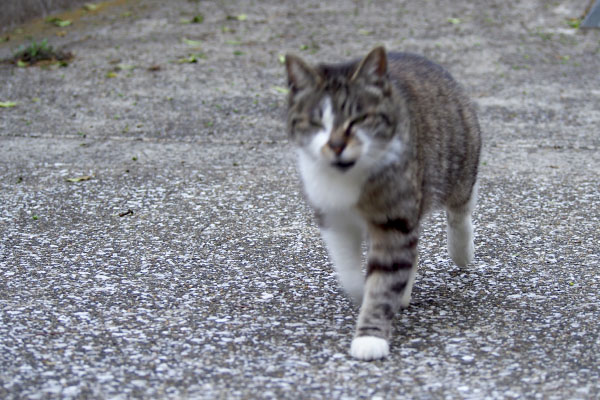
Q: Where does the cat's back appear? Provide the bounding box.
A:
[387,52,463,102]
[385,52,481,210]
[386,51,480,144]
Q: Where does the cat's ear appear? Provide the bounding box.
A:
[285,54,320,92]
[351,46,388,83]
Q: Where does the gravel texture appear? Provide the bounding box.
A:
[1,0,599,399]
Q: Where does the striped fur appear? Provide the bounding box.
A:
[285,47,481,360]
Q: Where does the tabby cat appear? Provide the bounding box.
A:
[284,47,481,360]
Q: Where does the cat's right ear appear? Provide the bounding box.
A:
[285,54,320,93]
[351,46,388,83]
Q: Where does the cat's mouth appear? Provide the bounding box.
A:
[331,160,356,171]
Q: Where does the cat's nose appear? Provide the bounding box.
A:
[327,139,346,156]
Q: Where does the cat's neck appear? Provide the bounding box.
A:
[297,135,404,211]
[298,149,368,211]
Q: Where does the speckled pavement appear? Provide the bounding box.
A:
[1,0,599,399]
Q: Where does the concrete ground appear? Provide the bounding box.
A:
[1,0,599,398]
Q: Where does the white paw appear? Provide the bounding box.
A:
[350,336,389,360]
[448,223,474,267]
[448,236,474,267]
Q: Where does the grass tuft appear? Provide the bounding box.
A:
[12,38,73,67]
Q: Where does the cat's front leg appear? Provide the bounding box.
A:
[319,210,365,304]
[350,220,419,360]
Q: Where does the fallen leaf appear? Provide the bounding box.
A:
[278,54,286,64]
[177,56,196,64]
[0,101,17,108]
[105,71,118,78]
[448,17,461,25]
[566,18,580,29]
[56,30,67,37]
[233,50,244,56]
[115,63,135,71]
[46,17,72,27]
[227,14,247,21]
[83,3,99,11]
[65,175,93,182]
[17,60,28,67]
[148,65,161,71]
[182,37,202,47]
[176,53,205,63]
[272,86,289,94]
[357,29,373,35]
[192,14,204,23]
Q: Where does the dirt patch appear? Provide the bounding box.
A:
[8,38,73,67]
[0,0,133,47]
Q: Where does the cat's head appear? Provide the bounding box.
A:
[285,46,401,173]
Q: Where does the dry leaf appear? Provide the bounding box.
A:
[65,175,93,182]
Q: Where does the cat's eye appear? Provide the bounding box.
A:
[355,113,392,126]
[290,116,323,132]
[347,114,369,130]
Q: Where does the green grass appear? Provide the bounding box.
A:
[12,38,73,66]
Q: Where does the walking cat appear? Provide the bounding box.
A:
[284,47,481,360]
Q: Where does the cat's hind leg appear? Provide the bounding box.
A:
[446,182,478,267]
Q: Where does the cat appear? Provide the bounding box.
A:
[284,46,481,360]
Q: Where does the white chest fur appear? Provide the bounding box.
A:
[297,150,369,211]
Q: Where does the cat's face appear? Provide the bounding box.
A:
[285,47,399,173]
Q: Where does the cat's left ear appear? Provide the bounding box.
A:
[285,54,320,92]
[351,46,388,83]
